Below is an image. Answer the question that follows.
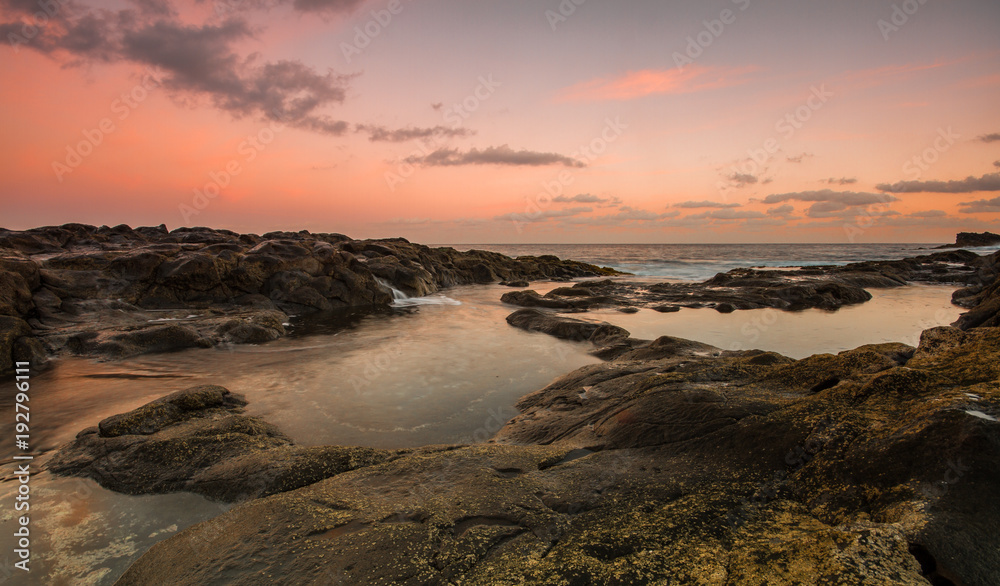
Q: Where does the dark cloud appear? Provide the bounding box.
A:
[824,177,857,185]
[687,209,766,220]
[959,197,1000,214]
[786,153,813,163]
[993,160,1000,169]
[2,2,355,135]
[355,125,475,142]
[876,173,1000,194]
[979,133,1000,143]
[431,103,443,111]
[128,0,175,17]
[290,0,365,13]
[725,173,758,188]
[767,204,794,216]
[404,145,585,168]
[762,189,898,206]
[674,200,741,209]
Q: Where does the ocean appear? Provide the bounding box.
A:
[442,243,1000,281]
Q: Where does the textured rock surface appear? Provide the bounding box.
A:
[48,326,999,585]
[0,224,621,373]
[47,385,394,502]
[936,231,1000,249]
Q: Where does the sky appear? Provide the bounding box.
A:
[1,0,999,243]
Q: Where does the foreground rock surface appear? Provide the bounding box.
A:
[0,224,620,375]
[49,325,1000,585]
[47,385,392,502]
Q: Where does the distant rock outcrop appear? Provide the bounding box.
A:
[936,231,1000,249]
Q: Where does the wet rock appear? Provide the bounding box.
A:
[0,316,32,375]
[71,324,212,359]
[0,224,623,369]
[107,326,1000,584]
[215,311,287,344]
[48,385,392,502]
[0,269,34,317]
[506,309,630,345]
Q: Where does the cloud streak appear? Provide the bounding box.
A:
[356,125,475,142]
[959,197,1000,214]
[404,145,586,168]
[762,189,898,206]
[877,173,1000,193]
[556,66,755,102]
[673,200,741,209]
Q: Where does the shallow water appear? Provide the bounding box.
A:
[0,280,964,584]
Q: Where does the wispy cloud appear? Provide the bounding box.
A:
[687,209,766,220]
[824,177,858,185]
[978,133,1000,143]
[673,200,741,209]
[725,172,758,188]
[404,145,585,168]
[908,210,947,218]
[356,125,474,142]
[555,66,756,102]
[959,197,1000,214]
[554,194,617,204]
[877,173,1000,194]
[762,189,898,206]
[495,207,592,223]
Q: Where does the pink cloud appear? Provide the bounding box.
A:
[555,66,757,102]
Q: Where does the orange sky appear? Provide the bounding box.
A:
[1,0,999,243]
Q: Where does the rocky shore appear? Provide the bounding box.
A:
[0,224,621,377]
[936,231,1000,249]
[39,233,1000,585]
